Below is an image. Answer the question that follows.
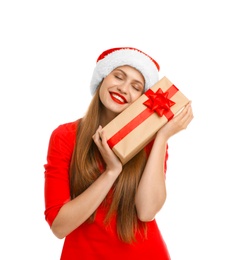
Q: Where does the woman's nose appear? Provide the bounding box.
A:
[117,82,128,94]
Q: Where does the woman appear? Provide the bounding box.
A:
[44,47,193,259]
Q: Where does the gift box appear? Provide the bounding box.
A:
[102,76,190,165]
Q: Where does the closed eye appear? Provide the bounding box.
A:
[115,75,123,80]
[132,84,143,92]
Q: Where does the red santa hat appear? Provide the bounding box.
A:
[90,47,160,95]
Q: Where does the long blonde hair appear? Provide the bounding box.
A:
[69,87,147,243]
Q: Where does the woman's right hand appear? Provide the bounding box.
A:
[92,126,123,175]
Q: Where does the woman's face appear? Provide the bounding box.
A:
[99,65,145,121]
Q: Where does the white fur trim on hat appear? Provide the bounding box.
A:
[90,48,159,95]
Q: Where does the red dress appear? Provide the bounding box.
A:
[44,120,171,259]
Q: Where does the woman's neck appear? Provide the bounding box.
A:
[100,109,118,127]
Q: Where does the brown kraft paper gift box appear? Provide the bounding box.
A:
[102,76,190,165]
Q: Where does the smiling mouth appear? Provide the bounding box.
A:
[110,92,127,104]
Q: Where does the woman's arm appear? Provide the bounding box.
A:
[51,168,120,239]
[135,102,194,221]
[51,125,122,239]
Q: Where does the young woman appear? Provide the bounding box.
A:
[44,47,193,259]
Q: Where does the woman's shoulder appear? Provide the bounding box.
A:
[49,119,81,145]
[53,119,80,135]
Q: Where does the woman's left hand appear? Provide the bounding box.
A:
[156,101,194,141]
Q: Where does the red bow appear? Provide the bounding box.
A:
[143,88,175,117]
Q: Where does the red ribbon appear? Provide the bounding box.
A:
[107,84,178,149]
[143,86,177,119]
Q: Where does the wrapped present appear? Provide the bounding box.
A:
[102,76,190,165]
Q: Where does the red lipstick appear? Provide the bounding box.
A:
[110,92,127,104]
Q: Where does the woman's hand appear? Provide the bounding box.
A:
[92,126,123,174]
[156,101,194,141]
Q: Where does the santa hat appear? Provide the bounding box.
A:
[90,47,160,95]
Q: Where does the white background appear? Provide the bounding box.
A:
[1,0,233,259]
